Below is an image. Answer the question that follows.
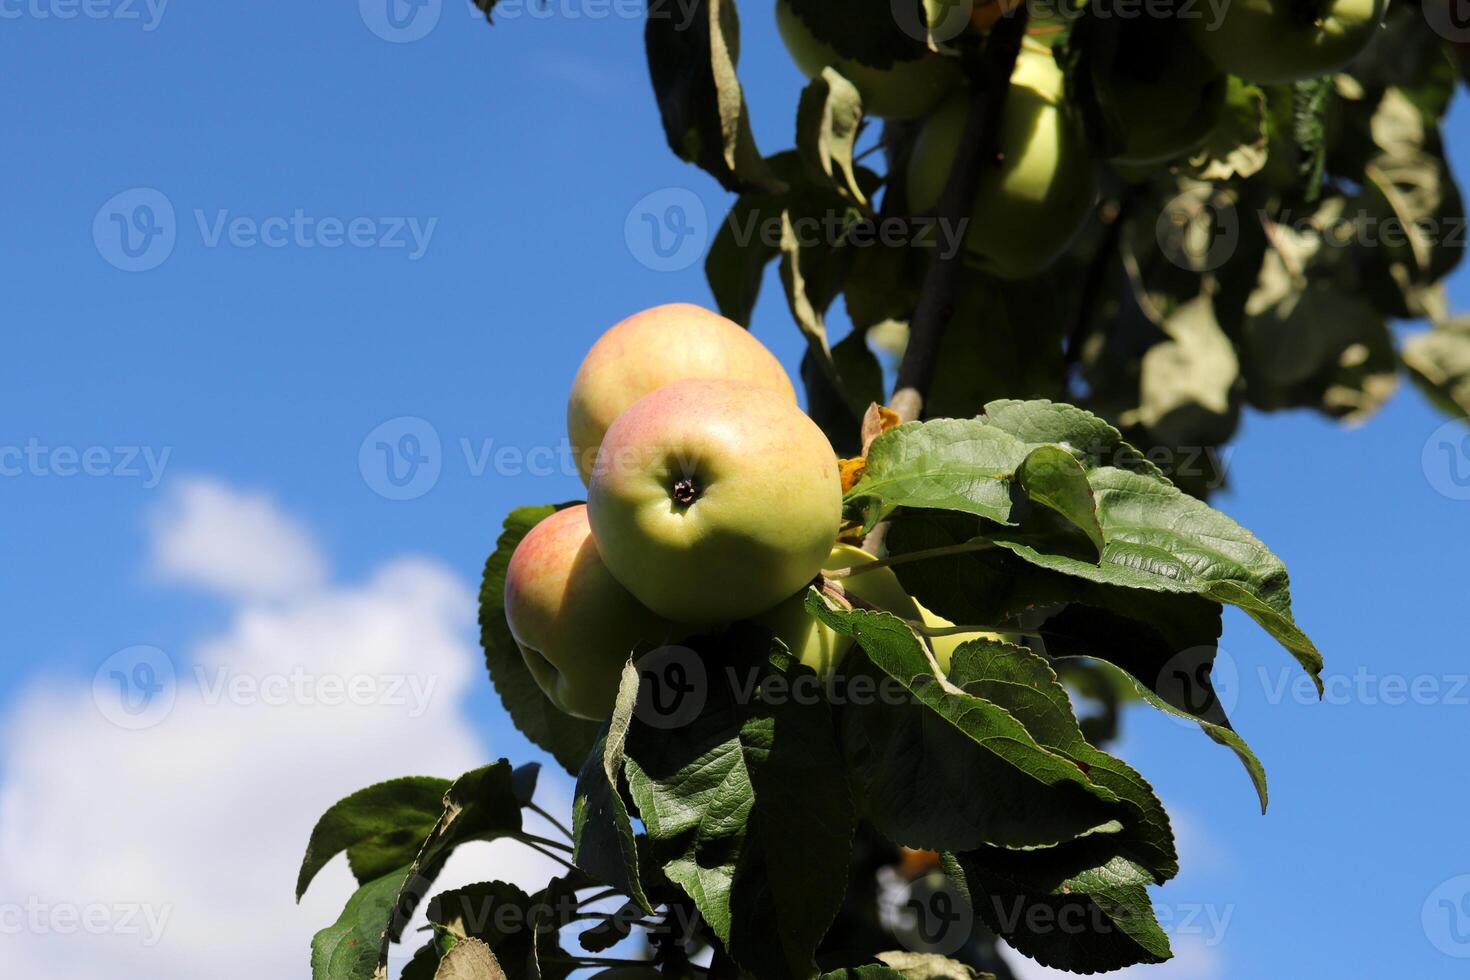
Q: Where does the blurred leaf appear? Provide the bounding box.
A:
[1185,78,1268,181]
[797,68,869,206]
[1404,316,1470,418]
[645,0,781,193]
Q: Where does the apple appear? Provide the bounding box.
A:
[1185,0,1386,84]
[1097,23,1226,165]
[587,378,843,624]
[775,0,963,120]
[568,303,796,485]
[915,600,1011,674]
[906,46,1096,280]
[756,543,924,675]
[503,505,682,720]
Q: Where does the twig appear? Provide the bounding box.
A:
[529,802,574,842]
[890,7,1031,424]
[823,540,994,578]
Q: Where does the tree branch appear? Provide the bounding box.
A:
[890,9,1031,423]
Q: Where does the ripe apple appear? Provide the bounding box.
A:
[503,505,682,720]
[775,0,963,120]
[587,378,843,625]
[1098,23,1226,165]
[1186,0,1386,84]
[568,303,796,485]
[756,543,924,675]
[906,46,1096,279]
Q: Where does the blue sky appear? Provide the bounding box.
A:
[3,3,1469,977]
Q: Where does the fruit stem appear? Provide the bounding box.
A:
[823,540,993,579]
[890,3,1031,424]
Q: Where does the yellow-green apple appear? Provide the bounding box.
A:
[775,0,963,120]
[907,46,1096,279]
[568,303,796,485]
[587,378,842,624]
[1186,0,1386,84]
[916,600,1012,673]
[1099,23,1226,165]
[503,505,681,720]
[756,543,923,675]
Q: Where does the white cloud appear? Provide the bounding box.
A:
[0,478,568,979]
[149,478,328,600]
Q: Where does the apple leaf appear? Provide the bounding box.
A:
[297,776,452,901]
[1014,445,1104,561]
[368,762,533,969]
[480,504,603,776]
[1404,316,1470,418]
[947,639,1177,883]
[644,0,781,193]
[796,67,868,206]
[846,400,1323,694]
[807,596,1132,852]
[625,635,855,980]
[311,867,412,980]
[572,659,653,913]
[431,938,508,980]
[874,950,991,978]
[886,510,1270,812]
[783,0,930,66]
[1185,77,1269,182]
[951,842,1172,973]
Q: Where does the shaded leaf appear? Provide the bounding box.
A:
[297,776,451,900]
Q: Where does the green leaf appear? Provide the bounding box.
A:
[847,401,1323,693]
[297,776,451,901]
[1404,316,1470,418]
[796,68,868,206]
[885,511,1270,811]
[1015,446,1104,561]
[480,504,603,775]
[373,762,531,967]
[644,0,781,193]
[947,639,1177,883]
[953,843,1172,973]
[808,595,1129,852]
[311,868,410,980]
[572,659,652,912]
[626,635,855,980]
[802,326,886,456]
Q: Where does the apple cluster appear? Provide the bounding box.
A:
[502,304,984,720]
[776,0,1387,279]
